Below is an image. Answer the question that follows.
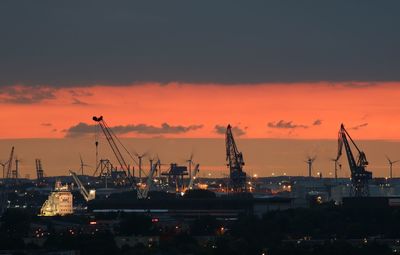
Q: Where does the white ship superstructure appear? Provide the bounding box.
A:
[40,180,73,216]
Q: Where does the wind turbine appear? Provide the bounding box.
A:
[186,152,195,180]
[330,158,340,180]
[79,154,91,176]
[134,151,148,181]
[305,155,316,177]
[0,160,8,179]
[386,155,399,179]
[12,156,21,180]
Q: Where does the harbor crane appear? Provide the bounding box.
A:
[70,170,96,201]
[35,159,44,183]
[336,124,372,197]
[93,116,135,186]
[225,125,247,192]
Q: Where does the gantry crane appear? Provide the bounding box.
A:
[225,125,247,192]
[93,116,135,186]
[336,124,372,197]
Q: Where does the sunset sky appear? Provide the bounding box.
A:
[1,83,400,140]
[1,1,400,178]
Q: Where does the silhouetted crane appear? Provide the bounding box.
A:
[225,124,247,192]
[93,116,135,186]
[336,124,372,197]
[35,159,44,182]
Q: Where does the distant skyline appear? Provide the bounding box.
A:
[0,138,400,179]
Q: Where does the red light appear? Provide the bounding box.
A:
[89,221,97,225]
[151,218,159,223]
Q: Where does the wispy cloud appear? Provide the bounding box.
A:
[65,122,203,138]
[71,98,88,105]
[313,119,322,126]
[0,86,57,104]
[350,123,368,130]
[268,120,308,129]
[68,90,93,97]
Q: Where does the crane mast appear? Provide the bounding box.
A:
[93,116,134,186]
[336,124,372,197]
[225,125,247,192]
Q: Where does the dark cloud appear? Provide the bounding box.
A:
[313,119,322,126]
[69,90,94,97]
[65,122,203,138]
[1,1,400,87]
[214,125,246,137]
[0,86,56,104]
[41,123,52,127]
[351,123,368,130]
[71,98,88,105]
[341,82,379,89]
[268,120,308,129]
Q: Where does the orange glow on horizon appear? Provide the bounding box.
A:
[1,82,400,140]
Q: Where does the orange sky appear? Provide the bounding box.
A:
[1,82,400,140]
[1,83,400,177]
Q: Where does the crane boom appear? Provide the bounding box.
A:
[93,116,134,186]
[70,170,95,201]
[138,160,159,199]
[336,124,372,197]
[225,125,247,192]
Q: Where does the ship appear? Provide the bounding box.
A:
[40,180,73,216]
